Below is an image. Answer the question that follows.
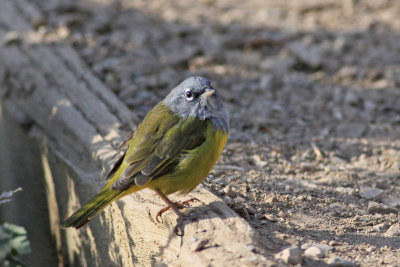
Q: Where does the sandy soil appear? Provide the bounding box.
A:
[32,0,400,265]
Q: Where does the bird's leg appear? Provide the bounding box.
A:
[155,197,199,222]
[155,189,198,235]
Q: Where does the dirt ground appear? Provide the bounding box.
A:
[32,0,400,266]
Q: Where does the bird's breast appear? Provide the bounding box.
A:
[149,120,229,195]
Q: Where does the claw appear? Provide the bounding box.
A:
[154,189,200,236]
[155,197,199,224]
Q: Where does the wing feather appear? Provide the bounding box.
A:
[111,103,207,190]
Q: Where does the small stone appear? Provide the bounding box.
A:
[300,162,315,172]
[260,57,296,73]
[247,206,257,215]
[252,154,268,167]
[234,196,245,203]
[384,224,400,237]
[368,201,398,215]
[344,91,360,105]
[359,187,384,200]
[56,25,70,38]
[265,195,278,204]
[223,196,233,205]
[222,185,237,198]
[302,243,333,258]
[284,185,293,192]
[336,66,358,79]
[327,257,356,267]
[328,240,339,246]
[325,165,339,172]
[382,198,400,209]
[264,214,280,222]
[3,31,22,46]
[287,41,322,69]
[335,187,353,195]
[275,246,303,265]
[258,74,273,89]
[373,222,390,232]
[213,178,226,185]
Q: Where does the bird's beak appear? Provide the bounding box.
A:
[203,88,215,98]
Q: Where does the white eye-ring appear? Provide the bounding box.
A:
[185,88,194,101]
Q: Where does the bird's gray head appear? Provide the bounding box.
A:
[164,76,229,133]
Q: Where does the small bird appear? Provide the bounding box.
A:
[62,77,229,232]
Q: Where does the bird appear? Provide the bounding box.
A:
[62,76,229,233]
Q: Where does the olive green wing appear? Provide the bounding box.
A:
[111,103,207,190]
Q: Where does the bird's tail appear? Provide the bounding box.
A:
[62,189,122,229]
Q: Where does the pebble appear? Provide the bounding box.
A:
[328,240,339,246]
[382,198,400,209]
[336,66,358,79]
[264,214,280,222]
[222,185,237,198]
[252,154,268,167]
[384,224,400,237]
[265,195,278,204]
[327,257,356,267]
[212,177,226,185]
[234,196,245,203]
[368,201,398,215]
[274,246,303,265]
[335,187,353,195]
[223,196,233,205]
[300,162,316,172]
[287,41,322,69]
[373,222,390,232]
[359,187,384,200]
[3,31,22,46]
[302,243,333,258]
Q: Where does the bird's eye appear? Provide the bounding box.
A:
[185,88,194,101]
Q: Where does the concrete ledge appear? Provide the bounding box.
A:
[0,0,272,265]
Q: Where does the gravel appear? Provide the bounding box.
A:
[32,0,400,266]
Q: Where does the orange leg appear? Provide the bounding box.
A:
[155,189,199,235]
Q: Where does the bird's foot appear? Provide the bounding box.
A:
[155,197,199,223]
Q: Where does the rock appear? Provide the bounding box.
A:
[384,224,400,237]
[264,214,281,222]
[302,243,333,258]
[368,201,398,215]
[234,196,245,203]
[212,177,227,185]
[260,57,296,74]
[382,198,400,209]
[327,257,356,267]
[300,162,315,172]
[335,123,366,138]
[287,41,322,69]
[265,195,278,204]
[258,75,273,90]
[252,154,268,167]
[275,246,303,265]
[373,222,390,232]
[223,196,233,205]
[304,247,322,258]
[359,187,384,200]
[344,90,360,105]
[335,187,353,195]
[3,31,22,46]
[222,185,237,198]
[336,66,358,79]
